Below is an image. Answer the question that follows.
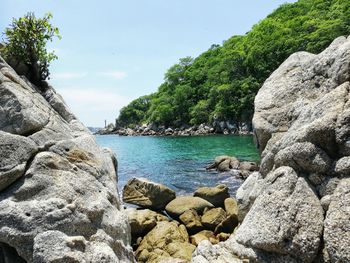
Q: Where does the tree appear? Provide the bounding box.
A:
[116,0,350,128]
[2,12,61,87]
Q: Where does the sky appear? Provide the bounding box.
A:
[1,0,296,127]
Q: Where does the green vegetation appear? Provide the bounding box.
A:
[2,12,61,86]
[119,0,350,128]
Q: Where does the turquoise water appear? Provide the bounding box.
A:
[95,135,259,196]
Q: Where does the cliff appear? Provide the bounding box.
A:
[192,36,350,263]
[0,56,135,262]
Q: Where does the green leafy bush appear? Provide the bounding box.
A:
[2,12,61,86]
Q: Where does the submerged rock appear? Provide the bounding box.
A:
[123,177,176,211]
[0,56,134,262]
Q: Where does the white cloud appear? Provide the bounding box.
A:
[51,72,87,80]
[99,71,128,80]
[59,87,130,112]
[56,87,132,127]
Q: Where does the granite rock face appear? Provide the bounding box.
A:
[193,37,350,262]
[0,56,135,262]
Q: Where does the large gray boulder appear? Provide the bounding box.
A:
[193,36,350,262]
[235,167,323,262]
[0,56,135,262]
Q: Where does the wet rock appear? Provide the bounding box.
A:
[123,178,176,210]
[239,161,259,172]
[193,184,229,207]
[206,156,240,172]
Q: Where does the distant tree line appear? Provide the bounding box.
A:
[118,0,350,128]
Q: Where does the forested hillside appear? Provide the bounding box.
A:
[117,0,350,128]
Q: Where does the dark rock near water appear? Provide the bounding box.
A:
[206,155,259,180]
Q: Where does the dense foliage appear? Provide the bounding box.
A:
[2,12,61,86]
[118,0,350,128]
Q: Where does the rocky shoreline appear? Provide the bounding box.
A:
[97,122,252,136]
[120,156,259,262]
[1,35,350,263]
[122,178,243,262]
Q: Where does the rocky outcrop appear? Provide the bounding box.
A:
[193,36,350,262]
[0,56,134,262]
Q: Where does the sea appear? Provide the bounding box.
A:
[95,134,259,197]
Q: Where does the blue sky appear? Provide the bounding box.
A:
[1,0,296,127]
